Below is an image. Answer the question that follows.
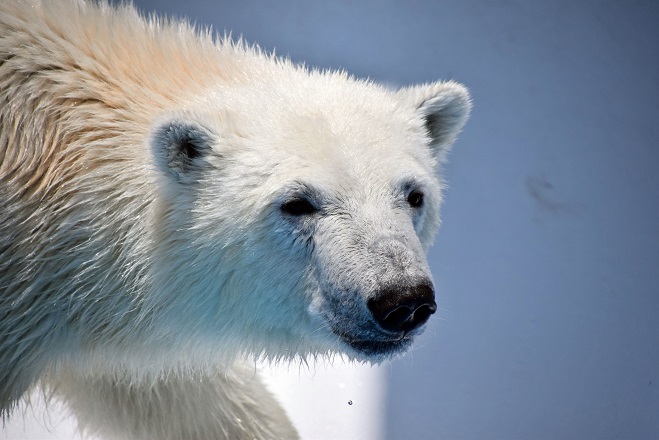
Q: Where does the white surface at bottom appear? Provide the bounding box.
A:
[260,360,385,440]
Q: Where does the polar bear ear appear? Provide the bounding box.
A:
[152,120,215,182]
[399,81,471,161]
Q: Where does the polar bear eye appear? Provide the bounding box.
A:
[281,198,318,216]
[407,190,424,208]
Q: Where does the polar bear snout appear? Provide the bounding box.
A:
[367,282,436,333]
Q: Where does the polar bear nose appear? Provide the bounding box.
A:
[367,282,436,333]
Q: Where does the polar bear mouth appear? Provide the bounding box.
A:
[337,333,414,359]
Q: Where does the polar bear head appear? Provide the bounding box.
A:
[149,70,470,364]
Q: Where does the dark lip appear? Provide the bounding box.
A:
[339,333,413,358]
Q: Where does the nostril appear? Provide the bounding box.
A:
[410,302,437,327]
[382,305,415,331]
[368,282,436,333]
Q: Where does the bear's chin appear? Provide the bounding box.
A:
[337,333,415,361]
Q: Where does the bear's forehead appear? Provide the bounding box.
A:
[259,111,427,184]
[216,85,420,154]
[198,74,434,188]
[203,72,418,142]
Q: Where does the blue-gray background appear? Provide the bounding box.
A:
[131,1,659,438]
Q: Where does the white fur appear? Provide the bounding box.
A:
[0,1,470,438]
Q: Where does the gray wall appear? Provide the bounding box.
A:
[132,1,659,438]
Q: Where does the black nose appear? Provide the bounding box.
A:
[367,282,436,333]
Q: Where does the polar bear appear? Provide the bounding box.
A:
[0,1,470,439]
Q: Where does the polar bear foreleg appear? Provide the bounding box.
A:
[51,364,298,440]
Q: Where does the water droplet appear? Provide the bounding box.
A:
[348,400,353,405]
